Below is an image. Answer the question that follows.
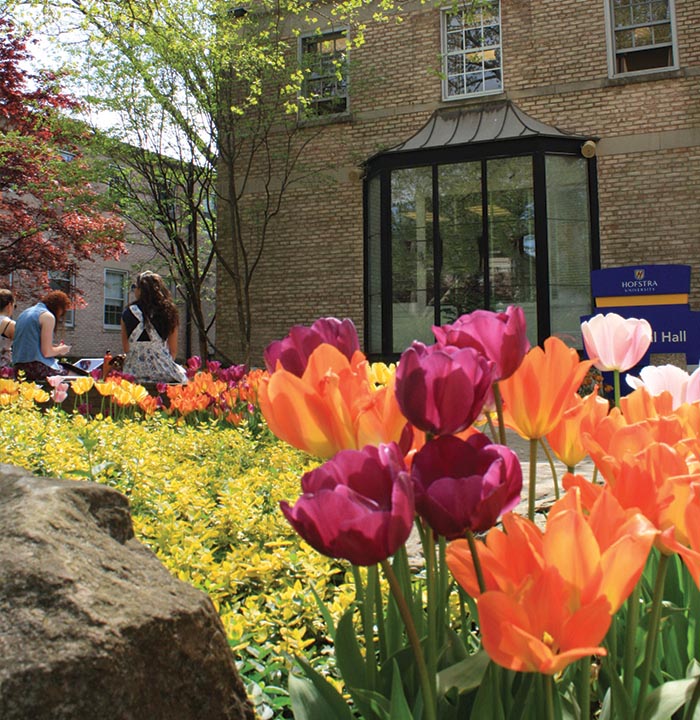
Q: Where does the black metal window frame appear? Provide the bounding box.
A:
[363,136,600,361]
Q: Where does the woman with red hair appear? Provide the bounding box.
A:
[12,290,72,380]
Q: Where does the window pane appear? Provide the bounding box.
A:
[446,31,464,52]
[613,0,673,73]
[367,175,382,355]
[104,270,126,327]
[438,162,484,322]
[391,167,434,351]
[486,156,537,346]
[442,3,502,98]
[300,31,348,117]
[546,155,591,350]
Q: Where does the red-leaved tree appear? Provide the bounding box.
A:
[0,17,125,293]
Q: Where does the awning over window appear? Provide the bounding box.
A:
[384,101,584,155]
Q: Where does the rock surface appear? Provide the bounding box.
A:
[0,464,255,720]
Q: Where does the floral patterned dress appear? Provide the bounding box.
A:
[122,305,188,384]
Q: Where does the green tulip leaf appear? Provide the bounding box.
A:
[335,609,367,688]
[641,677,700,720]
[389,660,414,720]
[437,650,490,697]
[350,688,391,718]
[309,583,337,641]
[288,658,354,720]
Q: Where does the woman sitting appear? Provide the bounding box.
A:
[12,291,72,381]
[120,271,187,384]
[0,289,16,369]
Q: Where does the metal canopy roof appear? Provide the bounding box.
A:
[385,101,583,154]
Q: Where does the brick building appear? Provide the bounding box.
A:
[216,0,700,364]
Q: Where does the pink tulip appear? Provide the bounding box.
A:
[433,306,530,380]
[395,342,496,436]
[626,364,700,409]
[581,312,652,372]
[411,432,522,538]
[264,317,360,377]
[280,443,414,566]
[51,382,69,403]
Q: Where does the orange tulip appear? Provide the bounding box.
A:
[447,487,656,674]
[678,487,700,587]
[499,336,592,440]
[564,442,695,553]
[259,343,409,458]
[546,389,609,468]
[620,386,675,422]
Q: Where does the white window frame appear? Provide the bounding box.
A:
[298,28,350,119]
[441,2,503,101]
[103,269,127,330]
[48,269,75,327]
[605,0,679,78]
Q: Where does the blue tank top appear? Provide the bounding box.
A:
[12,303,60,369]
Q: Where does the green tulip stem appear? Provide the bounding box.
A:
[545,674,556,720]
[425,529,438,702]
[528,438,538,522]
[579,657,591,720]
[493,382,507,446]
[466,529,486,594]
[486,412,499,444]
[380,559,436,720]
[634,553,670,720]
[351,565,377,684]
[623,582,641,696]
[613,369,621,409]
[539,438,560,500]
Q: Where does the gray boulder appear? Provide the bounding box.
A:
[0,464,255,720]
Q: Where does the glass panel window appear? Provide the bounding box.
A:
[546,155,592,348]
[300,30,348,118]
[610,0,676,74]
[366,175,383,354]
[486,157,537,347]
[104,269,127,328]
[442,1,502,100]
[390,167,434,352]
[438,162,484,323]
[48,269,75,327]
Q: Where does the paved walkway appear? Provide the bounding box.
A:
[504,429,596,524]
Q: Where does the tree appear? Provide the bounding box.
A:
[10,0,398,363]
[0,17,125,293]
[96,117,218,360]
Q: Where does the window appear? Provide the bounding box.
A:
[104,269,127,329]
[300,30,348,117]
[442,1,502,100]
[608,0,677,75]
[364,105,599,359]
[48,269,75,327]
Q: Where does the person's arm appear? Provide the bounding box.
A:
[0,318,14,339]
[121,319,130,353]
[39,312,70,357]
[167,326,178,359]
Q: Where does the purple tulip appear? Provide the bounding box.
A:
[432,306,530,381]
[411,433,522,538]
[394,342,495,436]
[280,443,414,566]
[264,317,360,377]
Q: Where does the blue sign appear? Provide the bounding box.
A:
[591,264,690,299]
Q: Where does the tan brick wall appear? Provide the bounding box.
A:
[217,0,700,365]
